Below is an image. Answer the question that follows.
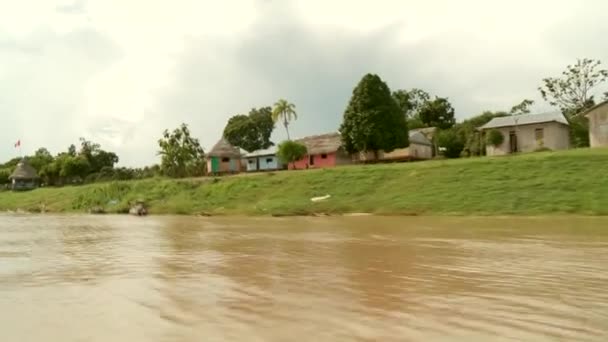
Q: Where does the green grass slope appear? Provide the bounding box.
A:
[1,148,607,216]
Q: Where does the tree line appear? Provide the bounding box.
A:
[2,58,606,185]
[0,138,160,187]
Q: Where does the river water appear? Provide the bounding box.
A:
[1,215,607,341]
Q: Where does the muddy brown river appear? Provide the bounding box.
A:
[1,215,607,341]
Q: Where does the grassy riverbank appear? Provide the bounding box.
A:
[1,148,607,216]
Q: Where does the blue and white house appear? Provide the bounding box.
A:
[244,147,283,172]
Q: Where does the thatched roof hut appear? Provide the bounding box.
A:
[295,132,343,155]
[9,159,38,180]
[207,138,242,158]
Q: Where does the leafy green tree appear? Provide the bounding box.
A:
[437,128,465,158]
[459,111,509,157]
[223,107,275,152]
[60,156,91,182]
[340,74,408,158]
[486,129,505,147]
[510,99,535,115]
[67,144,77,157]
[272,99,297,140]
[78,138,119,173]
[539,58,608,113]
[28,147,54,171]
[392,88,431,118]
[157,123,206,178]
[418,97,456,129]
[393,88,432,130]
[277,140,307,169]
[0,169,10,185]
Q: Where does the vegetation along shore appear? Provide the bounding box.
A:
[1,148,607,216]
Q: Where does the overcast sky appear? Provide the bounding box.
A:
[1,0,607,166]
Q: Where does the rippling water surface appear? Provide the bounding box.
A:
[1,215,607,341]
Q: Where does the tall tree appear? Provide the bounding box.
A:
[77,138,119,173]
[510,99,535,115]
[392,88,431,118]
[538,58,607,147]
[29,147,54,171]
[157,123,206,178]
[418,97,456,129]
[223,106,275,152]
[539,58,608,115]
[272,99,297,140]
[340,74,408,158]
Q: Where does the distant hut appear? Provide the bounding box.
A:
[9,159,39,191]
[206,138,243,175]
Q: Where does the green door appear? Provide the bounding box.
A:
[211,157,220,173]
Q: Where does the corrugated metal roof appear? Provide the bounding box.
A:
[479,112,569,130]
[244,146,277,158]
[409,131,432,146]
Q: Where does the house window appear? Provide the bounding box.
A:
[266,158,273,163]
[222,157,230,162]
[535,128,544,147]
[309,155,315,165]
[321,154,328,159]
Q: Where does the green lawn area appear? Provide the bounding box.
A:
[1,148,607,216]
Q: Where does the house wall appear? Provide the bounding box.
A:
[352,143,433,162]
[485,122,570,156]
[290,152,336,170]
[588,105,608,147]
[207,157,241,174]
[381,143,433,160]
[245,158,258,172]
[259,156,280,170]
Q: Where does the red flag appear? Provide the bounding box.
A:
[14,140,20,148]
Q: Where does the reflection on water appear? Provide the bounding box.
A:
[1,215,607,341]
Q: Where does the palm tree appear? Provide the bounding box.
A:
[272,99,297,140]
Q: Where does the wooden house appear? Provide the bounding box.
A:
[580,100,608,147]
[206,138,243,175]
[244,147,283,172]
[290,133,352,170]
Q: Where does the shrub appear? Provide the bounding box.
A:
[277,140,307,169]
[486,129,504,147]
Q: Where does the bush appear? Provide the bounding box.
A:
[534,147,553,152]
[277,140,307,168]
[486,129,504,147]
[437,129,465,159]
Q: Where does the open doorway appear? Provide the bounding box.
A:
[509,131,518,153]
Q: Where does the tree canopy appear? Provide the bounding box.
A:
[223,107,275,152]
[340,74,408,156]
[157,123,206,178]
[277,140,307,169]
[539,58,608,115]
[418,97,456,129]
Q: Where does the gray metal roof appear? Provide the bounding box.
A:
[244,146,277,158]
[580,100,608,117]
[409,131,432,146]
[479,112,569,130]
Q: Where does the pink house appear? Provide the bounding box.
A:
[289,133,352,170]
